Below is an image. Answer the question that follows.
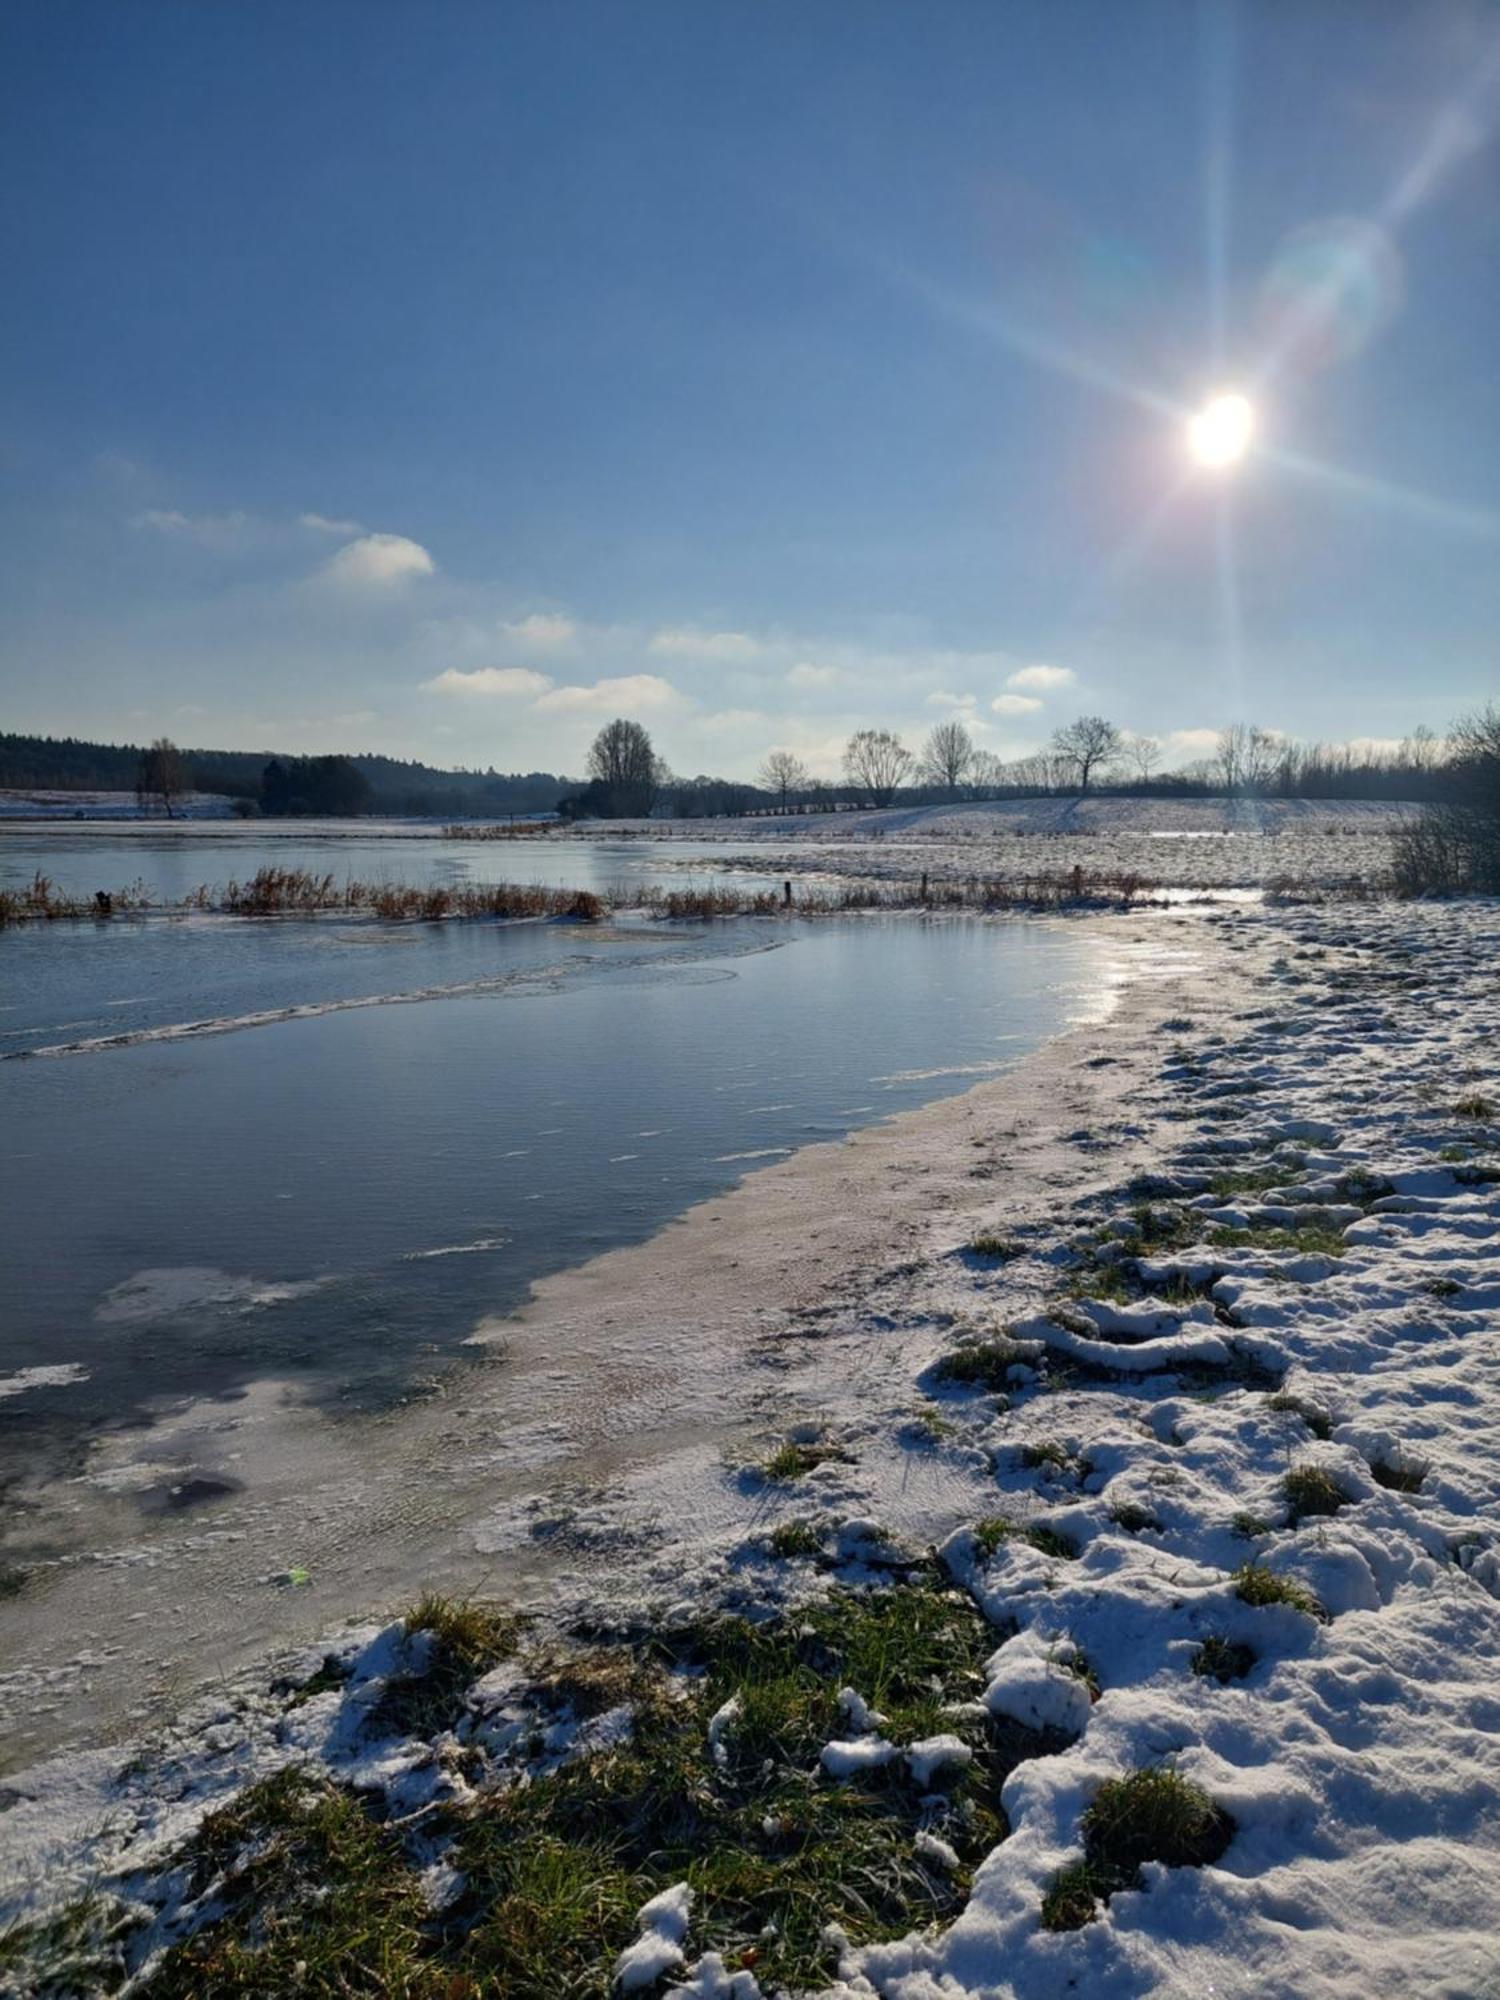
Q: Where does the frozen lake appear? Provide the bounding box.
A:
[0,900,1116,1512]
[0,822,780,903]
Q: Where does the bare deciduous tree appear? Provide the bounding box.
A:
[969,748,1005,799]
[1126,734,1161,783]
[759,749,809,809]
[843,729,913,807]
[136,736,185,818]
[918,720,975,800]
[586,717,662,816]
[1215,722,1278,794]
[1051,715,1122,792]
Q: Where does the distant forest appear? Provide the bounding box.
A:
[0,734,577,817]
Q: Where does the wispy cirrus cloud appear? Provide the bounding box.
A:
[422,666,554,697]
[648,626,761,661]
[131,507,255,549]
[299,511,364,537]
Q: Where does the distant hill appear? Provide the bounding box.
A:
[0,733,579,817]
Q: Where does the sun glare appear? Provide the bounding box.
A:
[1187,391,1256,469]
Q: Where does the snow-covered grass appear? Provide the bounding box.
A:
[2,896,1498,1995]
[563,796,1415,896]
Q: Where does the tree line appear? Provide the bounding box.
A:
[3,713,1480,823]
[0,733,579,817]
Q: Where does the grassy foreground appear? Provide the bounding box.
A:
[2,1575,1076,1997]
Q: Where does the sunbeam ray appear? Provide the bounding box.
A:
[1263,443,1500,541]
[1213,484,1244,704]
[867,252,1183,421]
[1199,0,1237,374]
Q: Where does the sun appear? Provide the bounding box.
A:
[1187,391,1256,469]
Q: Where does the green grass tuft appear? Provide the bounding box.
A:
[369,1594,518,1740]
[1282,1463,1346,1524]
[1019,1441,1079,1477]
[1231,1511,1272,1539]
[1108,1502,1158,1534]
[1041,1767,1234,1931]
[1452,1094,1496,1121]
[766,1518,825,1559]
[932,1338,1026,1392]
[1190,1637,1255,1684]
[1233,1562,1324,1619]
[1208,1222,1348,1258]
[972,1515,1078,1563]
[759,1440,851,1482]
[968,1231,1025,1260]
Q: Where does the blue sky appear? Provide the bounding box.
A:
[2,0,1496,778]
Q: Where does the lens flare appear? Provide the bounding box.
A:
[1187,391,1255,468]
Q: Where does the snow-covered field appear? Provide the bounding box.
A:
[2,895,1497,1996]
[567,796,1415,893]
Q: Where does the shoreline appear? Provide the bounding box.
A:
[0,912,1207,1774]
[4,895,1498,1998]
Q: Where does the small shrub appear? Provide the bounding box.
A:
[1190,1637,1255,1683]
[1282,1463,1345,1524]
[1233,1562,1324,1619]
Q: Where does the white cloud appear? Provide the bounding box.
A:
[131,508,254,549]
[649,626,761,661]
[927,689,978,711]
[423,667,554,698]
[991,692,1044,715]
[322,532,435,588]
[300,511,364,536]
[786,661,849,689]
[534,673,679,713]
[501,613,577,651]
[1005,663,1075,692]
[1162,727,1221,759]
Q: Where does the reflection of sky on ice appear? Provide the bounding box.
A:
[1,914,1120,1483]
